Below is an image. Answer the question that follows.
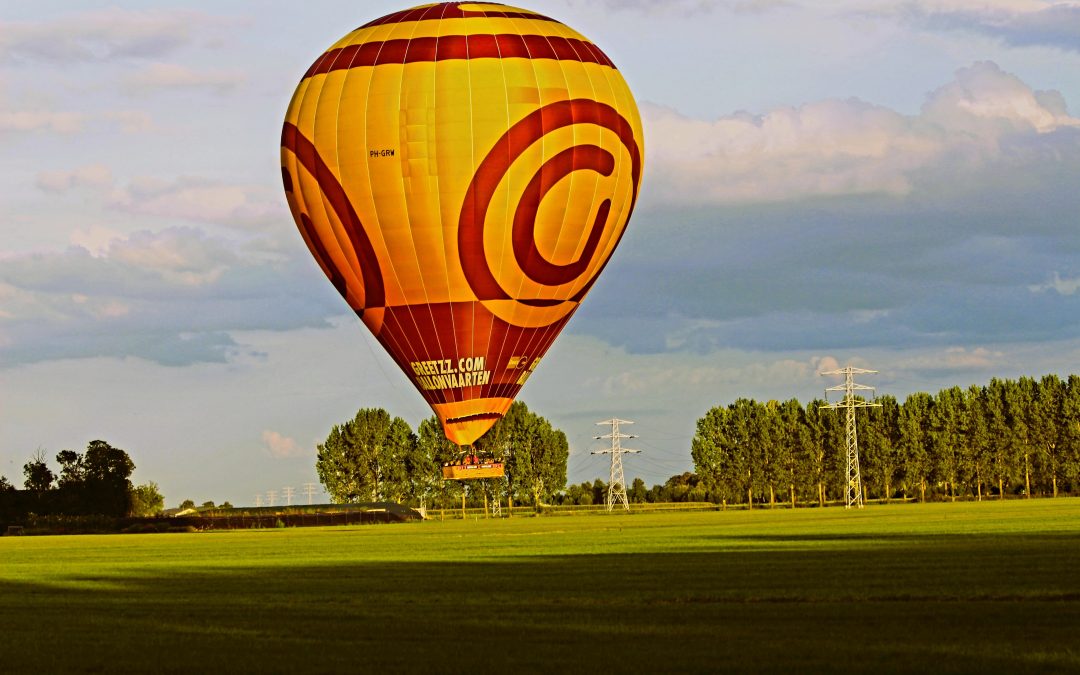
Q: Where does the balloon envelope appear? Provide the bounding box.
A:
[282,2,644,445]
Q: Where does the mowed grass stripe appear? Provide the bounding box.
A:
[2,500,1078,673]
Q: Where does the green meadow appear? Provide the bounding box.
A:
[2,500,1078,673]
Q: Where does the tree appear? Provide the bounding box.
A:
[201,501,216,509]
[629,477,647,503]
[495,402,569,507]
[0,476,12,492]
[416,416,461,508]
[316,408,417,503]
[179,499,196,510]
[963,385,992,500]
[34,441,138,516]
[861,395,901,501]
[776,399,810,507]
[129,482,165,517]
[985,378,1017,498]
[1032,374,1066,497]
[931,387,965,501]
[23,450,55,494]
[899,393,932,502]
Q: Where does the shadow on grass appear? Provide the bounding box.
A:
[1,540,1078,673]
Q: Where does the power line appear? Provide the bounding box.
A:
[303,483,318,505]
[821,366,882,509]
[591,418,641,511]
[282,486,295,506]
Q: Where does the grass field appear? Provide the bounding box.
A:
[2,500,1078,673]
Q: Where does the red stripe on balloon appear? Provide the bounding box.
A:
[513,146,614,286]
[359,3,559,29]
[303,34,614,78]
[458,98,642,312]
[281,122,386,310]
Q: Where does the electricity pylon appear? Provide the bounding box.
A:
[821,366,881,509]
[591,418,641,511]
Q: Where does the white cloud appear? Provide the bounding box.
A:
[36,164,113,193]
[106,228,236,287]
[0,111,85,134]
[643,61,1079,205]
[261,430,308,459]
[69,225,123,257]
[122,63,245,95]
[102,110,155,133]
[898,346,1006,371]
[108,176,286,229]
[1029,271,1080,295]
[0,8,231,63]
[871,0,1080,52]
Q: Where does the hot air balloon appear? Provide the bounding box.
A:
[281,2,644,448]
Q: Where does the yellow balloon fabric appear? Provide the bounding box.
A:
[281,2,644,445]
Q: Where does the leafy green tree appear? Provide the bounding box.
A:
[861,395,901,501]
[45,441,137,516]
[23,450,55,495]
[984,378,1017,498]
[899,393,932,502]
[1011,377,1038,497]
[776,399,811,507]
[417,416,461,508]
[1032,374,1066,497]
[316,408,415,503]
[931,387,966,501]
[495,402,568,507]
[0,476,13,492]
[1062,375,1080,492]
[179,499,196,510]
[691,405,734,504]
[803,400,837,506]
[962,385,992,500]
[129,482,165,516]
[629,477,647,503]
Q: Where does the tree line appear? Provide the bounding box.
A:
[316,401,569,509]
[0,440,164,521]
[691,374,1080,507]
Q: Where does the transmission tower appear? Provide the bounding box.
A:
[266,489,277,507]
[255,494,263,508]
[282,486,295,506]
[591,418,641,511]
[821,366,881,509]
[303,483,318,505]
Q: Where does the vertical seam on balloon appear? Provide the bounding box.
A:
[561,39,607,302]
[571,50,622,315]
[303,36,366,310]
[359,19,430,382]
[459,8,481,413]
[487,11,541,403]
[427,1,462,409]
[488,9,515,409]
[399,3,452,407]
[289,36,428,423]
[504,13,576,400]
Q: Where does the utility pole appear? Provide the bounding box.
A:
[303,483,318,505]
[591,418,641,511]
[821,366,881,509]
[282,486,295,506]
[255,494,263,508]
[266,489,277,507]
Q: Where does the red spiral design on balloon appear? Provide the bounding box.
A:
[458,99,641,313]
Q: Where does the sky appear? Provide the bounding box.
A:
[2,0,1080,506]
